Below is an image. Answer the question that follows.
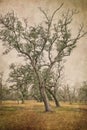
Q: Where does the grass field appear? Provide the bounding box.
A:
[0,100,87,130]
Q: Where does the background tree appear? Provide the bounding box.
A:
[58,84,80,103]
[1,85,11,101]
[8,63,32,104]
[78,81,87,104]
[65,85,73,104]
[0,4,86,111]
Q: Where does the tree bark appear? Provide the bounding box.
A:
[40,86,52,112]
[21,98,25,104]
[46,88,60,107]
[21,94,25,104]
[53,94,60,107]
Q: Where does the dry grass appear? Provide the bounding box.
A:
[0,100,87,130]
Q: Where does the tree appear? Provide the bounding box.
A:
[29,68,53,102]
[0,72,11,103]
[65,85,73,104]
[45,61,64,107]
[8,63,32,104]
[78,81,87,104]
[0,4,86,111]
[1,85,11,101]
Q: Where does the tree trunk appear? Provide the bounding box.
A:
[33,67,52,112]
[40,86,52,112]
[21,95,25,104]
[68,94,72,104]
[46,88,60,107]
[21,98,24,104]
[53,94,60,107]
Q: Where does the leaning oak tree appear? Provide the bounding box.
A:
[0,4,86,111]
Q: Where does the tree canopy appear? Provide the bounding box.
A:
[0,4,87,111]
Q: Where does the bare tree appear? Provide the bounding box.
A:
[0,4,86,111]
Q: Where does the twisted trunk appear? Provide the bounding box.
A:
[46,88,60,107]
[33,66,52,112]
[40,85,52,112]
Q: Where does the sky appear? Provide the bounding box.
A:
[0,0,87,86]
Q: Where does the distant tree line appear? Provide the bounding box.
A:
[0,70,87,105]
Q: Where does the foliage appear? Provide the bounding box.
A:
[8,63,33,103]
[0,4,87,111]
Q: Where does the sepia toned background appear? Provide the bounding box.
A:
[0,0,87,86]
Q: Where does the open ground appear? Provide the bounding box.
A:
[0,101,87,130]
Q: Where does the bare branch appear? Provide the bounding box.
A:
[51,3,64,23]
[39,7,49,22]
